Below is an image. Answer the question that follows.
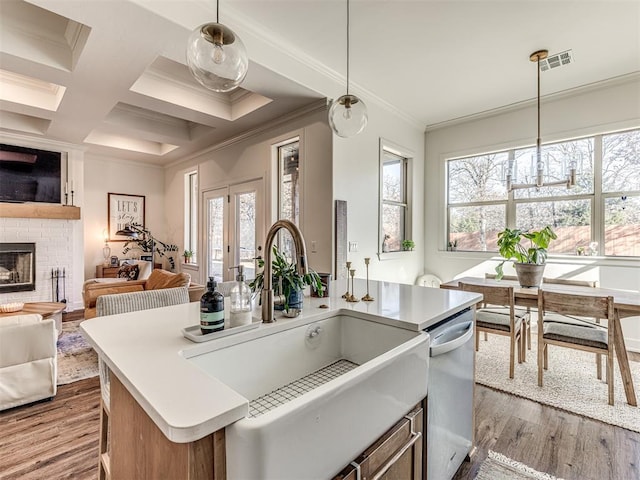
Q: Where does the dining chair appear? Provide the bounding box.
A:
[537,290,615,405]
[484,273,532,348]
[460,282,527,379]
[95,286,190,480]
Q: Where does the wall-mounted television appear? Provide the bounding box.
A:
[0,144,62,204]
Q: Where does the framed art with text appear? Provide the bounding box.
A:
[108,193,145,241]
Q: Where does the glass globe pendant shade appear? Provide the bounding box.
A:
[328,94,368,138]
[186,22,248,93]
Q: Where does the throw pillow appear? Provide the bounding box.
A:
[117,264,140,281]
[145,269,190,290]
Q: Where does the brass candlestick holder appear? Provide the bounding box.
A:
[346,268,360,302]
[361,257,374,301]
[342,261,351,298]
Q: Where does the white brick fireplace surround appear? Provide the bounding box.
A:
[0,217,84,311]
[0,134,85,312]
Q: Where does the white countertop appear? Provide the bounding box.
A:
[80,279,480,443]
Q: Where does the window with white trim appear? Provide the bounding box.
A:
[276,138,300,260]
[380,142,412,253]
[446,128,640,256]
[184,170,198,263]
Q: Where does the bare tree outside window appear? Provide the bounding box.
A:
[278,139,300,261]
[382,151,408,252]
[448,153,507,251]
[447,128,640,256]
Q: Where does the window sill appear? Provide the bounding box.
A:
[377,250,415,261]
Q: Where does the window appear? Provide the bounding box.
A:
[184,170,198,263]
[380,141,412,254]
[446,128,640,257]
[277,138,300,259]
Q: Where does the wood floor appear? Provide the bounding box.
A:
[0,377,100,480]
[1,372,639,479]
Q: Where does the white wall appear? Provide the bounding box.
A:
[333,101,426,285]
[83,155,167,280]
[424,76,640,349]
[163,106,333,286]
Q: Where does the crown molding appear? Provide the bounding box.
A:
[426,71,640,133]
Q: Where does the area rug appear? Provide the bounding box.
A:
[56,320,98,385]
[475,450,562,480]
[475,333,640,432]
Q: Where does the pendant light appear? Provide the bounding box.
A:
[186,0,248,93]
[328,0,367,138]
[506,49,576,192]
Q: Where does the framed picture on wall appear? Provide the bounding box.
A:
[108,193,145,241]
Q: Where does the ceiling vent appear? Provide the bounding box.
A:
[539,49,574,71]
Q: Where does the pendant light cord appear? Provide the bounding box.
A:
[537,54,541,155]
[217,0,220,23]
[346,0,350,95]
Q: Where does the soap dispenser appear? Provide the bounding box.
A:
[200,276,225,334]
[229,265,252,327]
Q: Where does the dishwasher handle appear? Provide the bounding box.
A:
[430,321,473,357]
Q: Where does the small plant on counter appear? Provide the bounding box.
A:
[249,245,323,311]
[402,239,415,251]
[183,250,193,263]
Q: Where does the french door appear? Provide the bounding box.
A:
[202,179,264,282]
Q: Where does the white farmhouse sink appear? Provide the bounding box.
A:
[187,314,429,479]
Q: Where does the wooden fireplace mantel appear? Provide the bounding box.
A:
[0,203,81,220]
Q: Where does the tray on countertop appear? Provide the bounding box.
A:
[182,319,262,342]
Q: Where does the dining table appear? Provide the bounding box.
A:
[441,276,640,407]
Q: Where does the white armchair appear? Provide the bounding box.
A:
[0,314,57,411]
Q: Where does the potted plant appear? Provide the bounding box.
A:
[183,250,193,263]
[121,223,179,270]
[249,245,323,313]
[402,239,415,251]
[495,226,557,287]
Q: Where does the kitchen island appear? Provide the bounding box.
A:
[81,279,480,479]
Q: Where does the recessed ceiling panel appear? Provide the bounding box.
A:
[130,57,272,120]
[105,103,213,142]
[84,130,178,156]
[0,110,51,135]
[0,69,66,111]
[0,0,90,72]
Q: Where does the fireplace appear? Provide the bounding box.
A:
[0,243,36,293]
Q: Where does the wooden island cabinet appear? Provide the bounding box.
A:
[333,402,425,480]
[109,375,426,480]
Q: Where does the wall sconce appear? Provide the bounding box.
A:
[507,49,576,192]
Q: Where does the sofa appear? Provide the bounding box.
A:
[0,314,57,411]
[83,268,205,319]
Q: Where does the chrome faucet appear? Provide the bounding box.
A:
[261,219,309,323]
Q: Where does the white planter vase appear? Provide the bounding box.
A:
[514,263,545,288]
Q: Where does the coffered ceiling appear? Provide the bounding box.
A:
[0,0,638,166]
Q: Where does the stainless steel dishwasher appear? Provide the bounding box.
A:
[425,307,475,480]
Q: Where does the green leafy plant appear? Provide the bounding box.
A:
[402,239,415,251]
[495,226,557,280]
[183,250,193,263]
[121,223,179,270]
[249,245,323,310]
